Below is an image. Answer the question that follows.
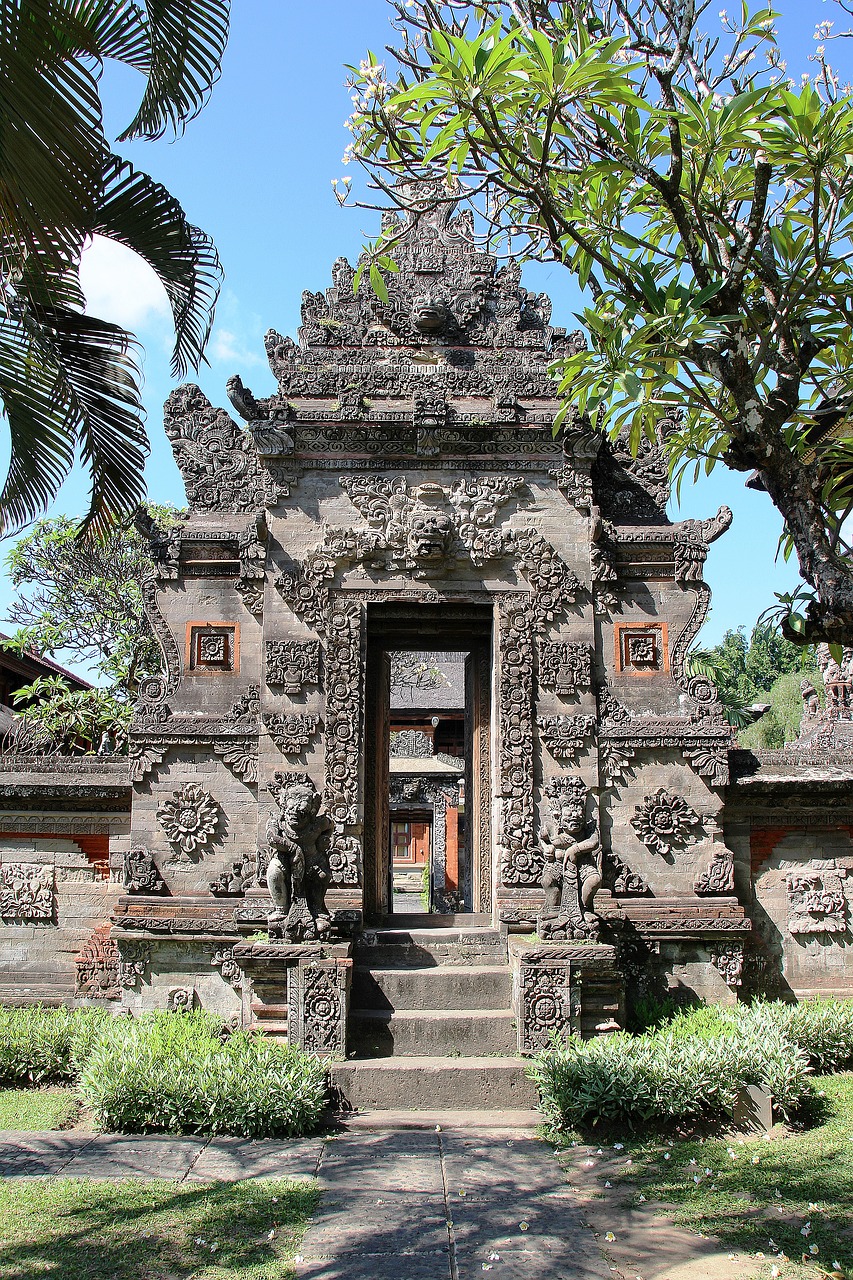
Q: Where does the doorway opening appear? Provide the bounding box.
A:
[364,604,493,923]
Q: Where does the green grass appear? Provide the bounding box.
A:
[0,1087,80,1131]
[0,1177,319,1279]
[607,1072,853,1279]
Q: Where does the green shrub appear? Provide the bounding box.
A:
[533,1007,812,1129]
[0,1006,113,1086]
[751,998,853,1073]
[77,1012,327,1137]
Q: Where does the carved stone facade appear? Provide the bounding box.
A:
[0,863,53,920]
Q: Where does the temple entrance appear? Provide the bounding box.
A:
[363,604,493,922]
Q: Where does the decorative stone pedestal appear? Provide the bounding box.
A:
[510,937,624,1054]
[232,940,352,1058]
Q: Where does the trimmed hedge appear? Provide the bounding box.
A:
[77,1012,327,1137]
[0,1006,112,1086]
[0,1006,327,1138]
[533,999,853,1130]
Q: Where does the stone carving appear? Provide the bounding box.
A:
[212,740,259,785]
[694,841,735,895]
[167,987,196,1011]
[289,959,348,1057]
[630,788,701,856]
[710,943,744,989]
[211,946,242,988]
[75,927,120,999]
[389,729,434,758]
[323,602,363,827]
[538,777,602,941]
[163,385,266,512]
[157,784,220,857]
[593,425,672,521]
[328,833,362,887]
[615,623,667,674]
[604,852,649,896]
[117,941,150,990]
[208,851,254,896]
[334,473,525,578]
[813,645,853,719]
[0,863,53,920]
[538,641,591,698]
[266,776,334,941]
[600,741,636,787]
[801,678,821,718]
[236,512,267,616]
[265,639,321,692]
[537,714,596,760]
[135,577,182,710]
[672,507,733,583]
[786,863,849,934]
[133,507,183,580]
[264,713,320,756]
[123,847,165,893]
[518,959,581,1054]
[498,597,538,886]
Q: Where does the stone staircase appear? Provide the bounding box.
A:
[329,916,538,1111]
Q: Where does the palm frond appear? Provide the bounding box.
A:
[95,158,220,375]
[119,0,230,140]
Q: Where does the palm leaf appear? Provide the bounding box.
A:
[119,0,230,140]
[94,158,221,375]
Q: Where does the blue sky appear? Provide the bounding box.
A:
[1,0,847,654]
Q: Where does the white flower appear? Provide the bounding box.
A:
[519,1222,529,1232]
[613,1143,624,1150]
[752,1155,760,1165]
[638,1194,646,1202]
[771,1268,780,1278]
[800,1222,812,1237]
[604,1181,612,1188]
[663,1153,671,1161]
[488,1253,501,1262]
[210,1243,219,1252]
[605,1232,617,1242]
[810,1243,819,1254]
[267,1230,276,1241]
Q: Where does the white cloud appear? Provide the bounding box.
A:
[79,235,171,332]
[208,326,265,369]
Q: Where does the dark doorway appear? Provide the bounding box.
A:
[363,604,493,922]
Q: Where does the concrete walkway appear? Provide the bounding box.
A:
[0,1118,614,1280]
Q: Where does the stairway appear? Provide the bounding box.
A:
[329,917,539,1111]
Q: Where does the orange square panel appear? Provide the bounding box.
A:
[614,621,669,677]
[185,622,240,674]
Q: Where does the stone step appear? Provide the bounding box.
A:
[351,963,512,1012]
[330,1056,539,1111]
[355,927,508,968]
[349,1008,517,1057]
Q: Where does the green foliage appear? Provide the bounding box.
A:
[0,1,228,536]
[0,1005,113,1086]
[348,2,853,640]
[77,1012,327,1137]
[2,507,184,751]
[534,1003,819,1128]
[739,669,824,749]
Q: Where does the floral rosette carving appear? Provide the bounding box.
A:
[157,783,220,856]
[630,787,700,857]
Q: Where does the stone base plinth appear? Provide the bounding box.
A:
[232,940,352,1058]
[509,938,624,1054]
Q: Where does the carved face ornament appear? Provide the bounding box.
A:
[282,785,320,831]
[411,292,450,334]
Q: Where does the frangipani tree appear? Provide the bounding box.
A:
[346,0,853,643]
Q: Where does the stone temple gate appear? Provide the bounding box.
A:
[6,198,851,1106]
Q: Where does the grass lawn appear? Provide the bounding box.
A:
[0,1177,319,1280]
[0,1088,80,1131]
[608,1072,853,1279]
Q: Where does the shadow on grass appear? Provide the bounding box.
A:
[0,1177,319,1280]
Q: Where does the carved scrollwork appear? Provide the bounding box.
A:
[694,845,735,895]
[211,946,243,988]
[157,784,221,857]
[786,862,849,935]
[264,713,320,756]
[710,943,744,989]
[117,940,150,989]
[630,788,701,857]
[518,960,581,1054]
[537,714,596,760]
[323,602,363,828]
[123,847,165,894]
[75,927,120,999]
[0,863,53,920]
[498,596,538,887]
[538,641,591,698]
[265,639,321,692]
[163,385,266,512]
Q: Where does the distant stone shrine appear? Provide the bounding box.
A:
[2,195,852,1098]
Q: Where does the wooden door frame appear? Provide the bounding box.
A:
[362,603,493,922]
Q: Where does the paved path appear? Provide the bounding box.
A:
[295,1125,613,1280]
[0,1121,614,1280]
